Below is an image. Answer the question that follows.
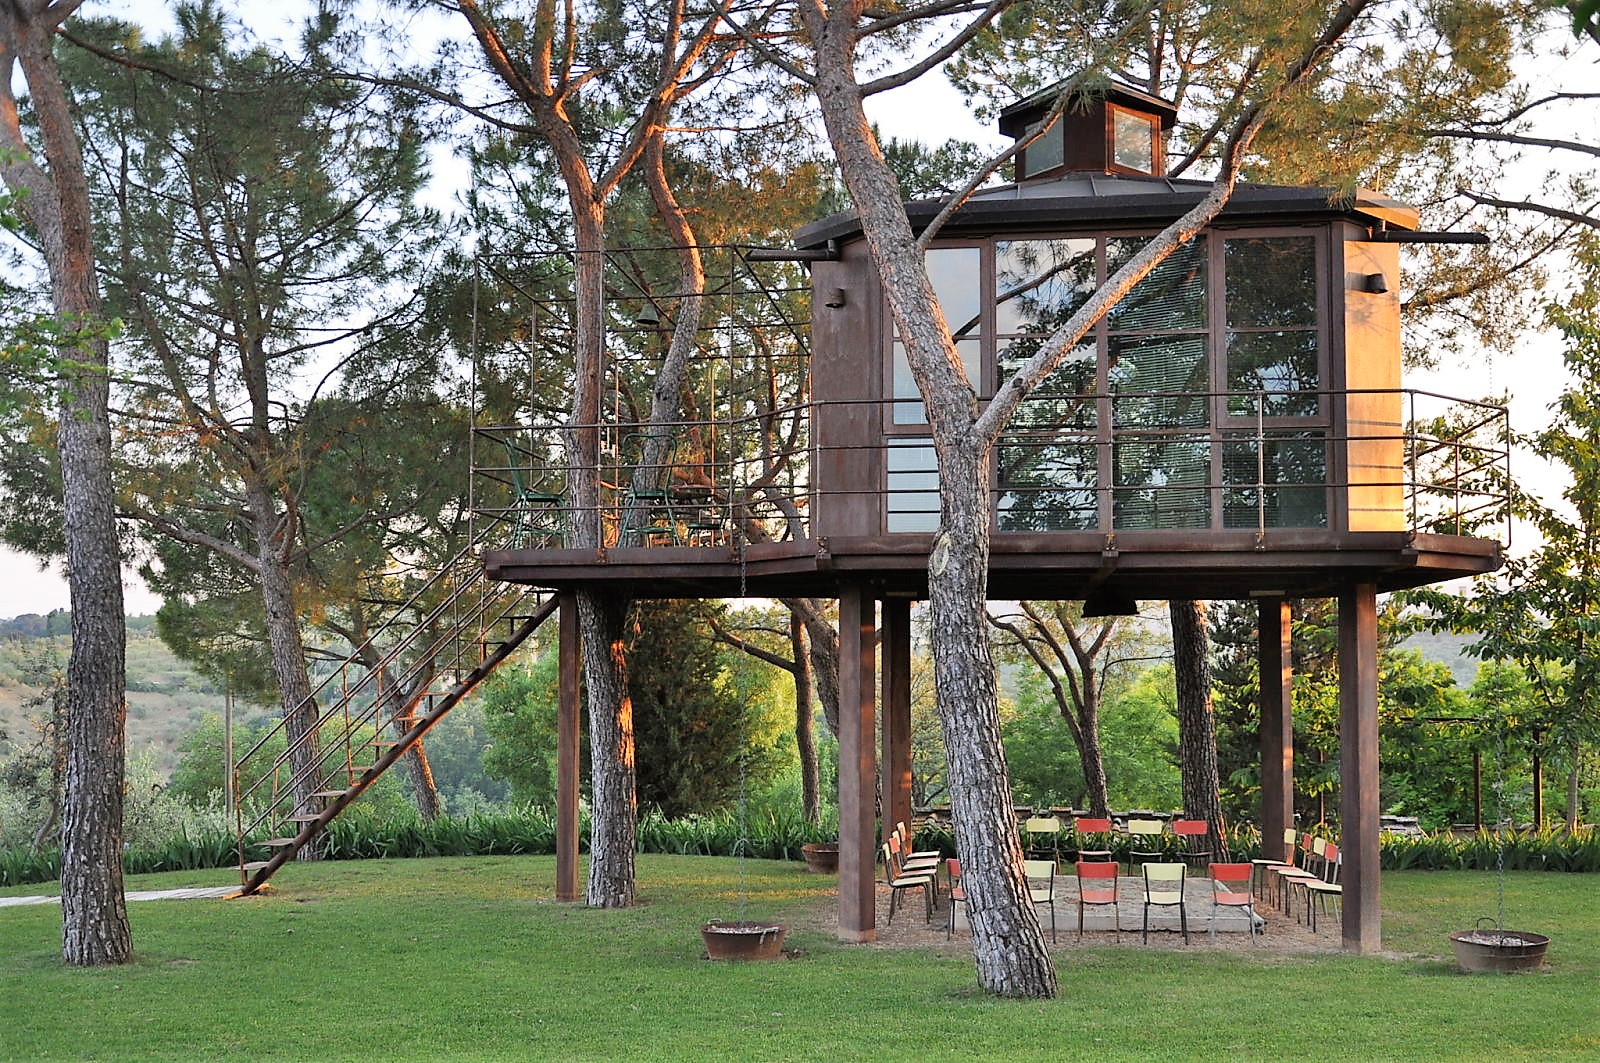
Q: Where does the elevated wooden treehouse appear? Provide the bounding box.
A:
[238,83,1507,954]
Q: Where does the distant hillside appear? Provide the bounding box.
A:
[1397,629,1484,688]
[0,613,228,776]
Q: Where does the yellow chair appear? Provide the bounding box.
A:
[1141,862,1189,944]
[1024,859,1058,942]
[1126,818,1166,869]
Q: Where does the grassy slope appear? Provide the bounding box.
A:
[1,856,1595,1062]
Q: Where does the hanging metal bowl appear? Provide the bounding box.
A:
[1448,923,1550,973]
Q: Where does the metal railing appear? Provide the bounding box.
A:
[471,388,1510,549]
[232,525,546,858]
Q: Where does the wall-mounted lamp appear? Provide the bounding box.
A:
[1361,272,1389,294]
[635,305,661,327]
[823,287,848,309]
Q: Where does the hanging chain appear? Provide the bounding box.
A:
[1493,722,1506,931]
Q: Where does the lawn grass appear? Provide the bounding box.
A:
[2,856,1596,1061]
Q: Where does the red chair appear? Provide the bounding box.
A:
[1073,816,1114,862]
[1075,860,1121,939]
[946,858,965,938]
[1173,818,1212,872]
[1208,862,1262,943]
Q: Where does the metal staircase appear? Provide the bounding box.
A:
[230,537,554,896]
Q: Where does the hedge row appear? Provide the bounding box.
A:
[3,815,1595,890]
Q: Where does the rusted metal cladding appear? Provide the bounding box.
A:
[1337,232,1405,532]
[810,243,883,538]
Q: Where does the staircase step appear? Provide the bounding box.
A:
[262,837,299,848]
[285,813,323,824]
[240,861,271,873]
[310,789,349,799]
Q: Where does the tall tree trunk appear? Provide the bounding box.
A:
[930,442,1057,997]
[245,480,323,840]
[581,590,636,906]
[1566,757,1580,832]
[1,1,131,966]
[1170,599,1228,859]
[785,597,841,738]
[790,614,821,825]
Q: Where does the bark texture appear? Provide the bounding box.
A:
[245,479,323,836]
[790,614,821,825]
[1170,599,1228,859]
[581,590,637,907]
[1,0,131,965]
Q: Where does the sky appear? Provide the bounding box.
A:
[0,3,1585,620]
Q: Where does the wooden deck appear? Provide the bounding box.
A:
[483,529,1500,600]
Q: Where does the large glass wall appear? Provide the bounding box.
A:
[883,227,1329,534]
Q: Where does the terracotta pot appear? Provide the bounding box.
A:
[800,842,840,874]
[1447,929,1550,973]
[701,921,787,960]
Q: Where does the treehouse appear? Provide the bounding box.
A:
[469,82,1508,951]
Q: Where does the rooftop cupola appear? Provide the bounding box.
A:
[998,81,1178,181]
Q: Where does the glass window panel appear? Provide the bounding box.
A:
[926,247,982,340]
[1226,331,1320,417]
[892,338,979,425]
[995,239,1096,334]
[1109,334,1209,429]
[1225,237,1317,328]
[1113,437,1210,529]
[998,438,1098,531]
[891,340,925,425]
[1222,431,1328,528]
[1021,121,1064,178]
[1112,109,1156,173]
[999,342,1097,430]
[887,438,940,532]
[1105,237,1207,331]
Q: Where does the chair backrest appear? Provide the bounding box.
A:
[947,857,962,881]
[1209,863,1253,896]
[880,844,897,884]
[1023,859,1056,890]
[1075,817,1112,836]
[1139,864,1190,896]
[1024,815,1062,835]
[1077,860,1118,882]
[1128,818,1164,838]
[1173,819,1208,838]
[1320,843,1340,883]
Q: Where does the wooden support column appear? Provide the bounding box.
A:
[556,592,581,903]
[1338,583,1381,953]
[880,597,913,846]
[1258,597,1295,863]
[838,588,878,942]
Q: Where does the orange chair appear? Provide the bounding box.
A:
[1075,860,1121,939]
[1073,816,1114,862]
[945,858,965,939]
[1173,818,1212,872]
[1208,862,1262,943]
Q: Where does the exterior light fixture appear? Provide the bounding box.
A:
[823,287,847,308]
[1362,273,1389,294]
